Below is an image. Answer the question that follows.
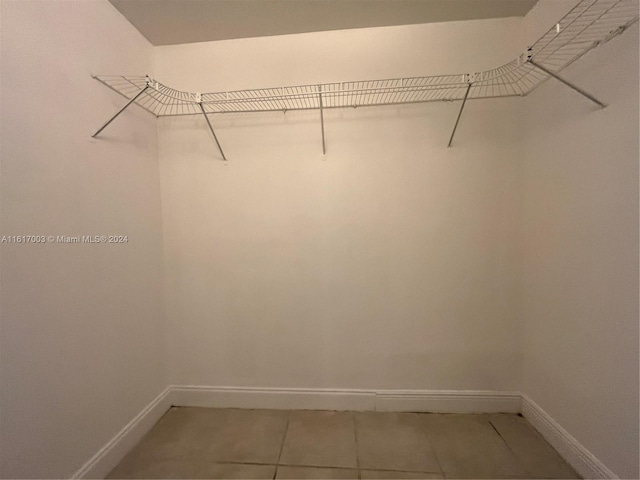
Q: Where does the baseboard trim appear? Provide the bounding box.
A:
[71,386,173,479]
[375,389,521,413]
[521,394,618,479]
[170,385,377,411]
[170,385,521,414]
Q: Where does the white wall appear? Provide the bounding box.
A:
[155,19,525,391]
[1,2,637,478]
[0,1,166,478]
[155,18,522,92]
[520,9,639,480]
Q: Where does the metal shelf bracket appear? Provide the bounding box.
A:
[448,82,472,148]
[318,85,326,155]
[92,76,151,138]
[528,59,606,108]
[198,102,227,161]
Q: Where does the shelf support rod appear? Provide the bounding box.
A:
[92,85,149,138]
[448,83,472,148]
[528,60,605,108]
[198,102,227,162]
[318,85,326,155]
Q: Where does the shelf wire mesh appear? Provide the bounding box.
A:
[93,0,638,117]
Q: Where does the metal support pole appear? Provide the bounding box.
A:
[198,103,227,162]
[529,60,605,108]
[318,85,326,155]
[92,85,149,137]
[447,83,472,148]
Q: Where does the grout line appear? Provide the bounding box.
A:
[274,410,291,479]
[426,438,445,477]
[215,460,442,475]
[352,412,361,480]
[421,415,445,477]
[278,463,360,471]
[488,419,535,478]
[358,467,445,475]
[488,419,501,437]
[277,463,357,470]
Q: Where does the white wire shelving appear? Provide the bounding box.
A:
[92,0,639,158]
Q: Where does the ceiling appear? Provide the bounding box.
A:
[109,0,538,46]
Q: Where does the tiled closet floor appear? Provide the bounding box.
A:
[107,408,580,479]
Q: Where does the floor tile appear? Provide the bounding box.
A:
[106,456,205,479]
[200,463,277,479]
[361,470,443,479]
[280,410,358,468]
[118,407,223,461]
[276,466,359,479]
[422,414,529,479]
[355,412,440,473]
[107,408,577,480]
[201,408,289,464]
[441,474,537,479]
[489,414,580,479]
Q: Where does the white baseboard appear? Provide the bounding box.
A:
[170,385,377,411]
[375,389,521,413]
[170,385,521,414]
[71,386,173,479]
[521,394,618,479]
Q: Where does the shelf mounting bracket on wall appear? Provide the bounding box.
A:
[198,101,227,161]
[92,77,150,138]
[447,80,472,148]
[318,85,327,156]
[528,59,606,108]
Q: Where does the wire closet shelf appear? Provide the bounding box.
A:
[92,0,638,153]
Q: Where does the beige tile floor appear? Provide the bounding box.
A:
[107,408,580,480]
